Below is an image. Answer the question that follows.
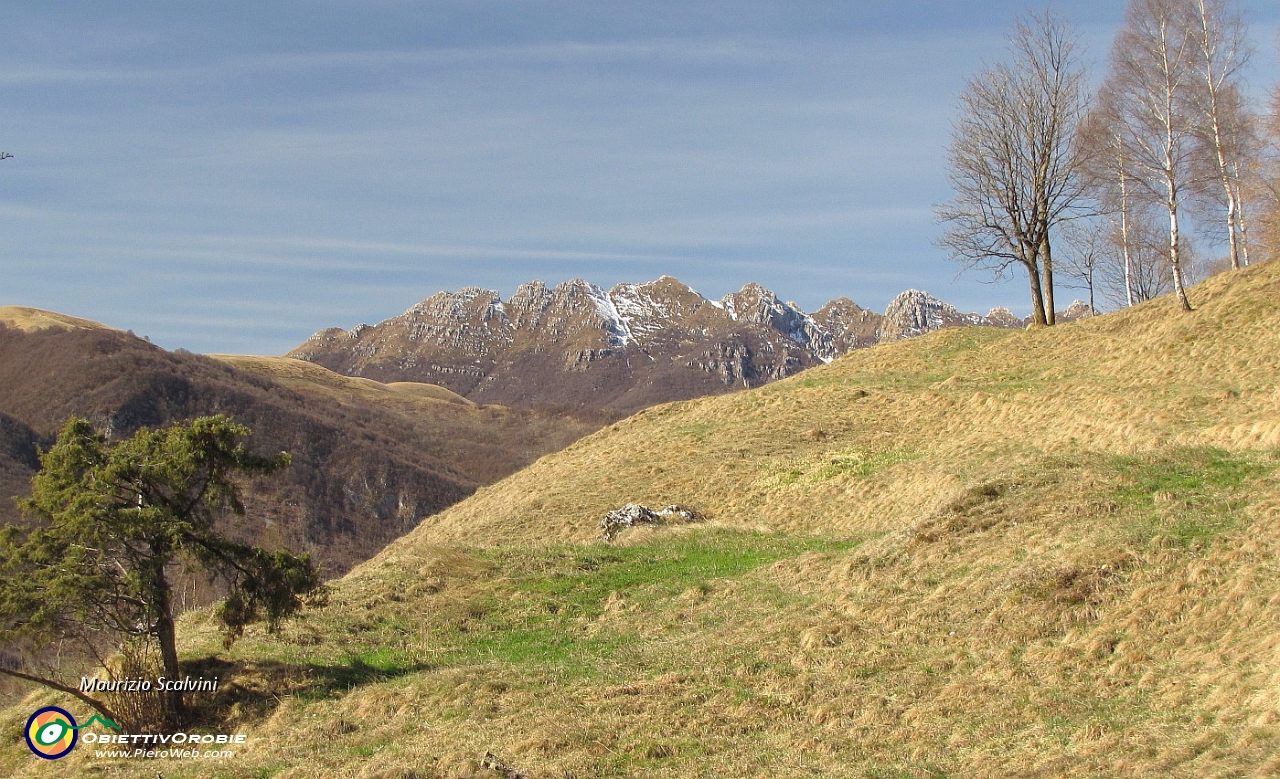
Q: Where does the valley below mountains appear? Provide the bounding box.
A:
[0,308,602,579]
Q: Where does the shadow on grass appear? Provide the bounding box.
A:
[180,653,429,728]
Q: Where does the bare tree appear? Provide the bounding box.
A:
[1186,0,1254,269]
[1059,205,1176,311]
[936,10,1089,326]
[1100,0,1205,312]
[1059,219,1106,314]
[1079,89,1141,306]
[1248,82,1280,260]
[1098,211,1177,306]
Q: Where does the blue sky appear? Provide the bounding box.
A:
[2,1,1278,354]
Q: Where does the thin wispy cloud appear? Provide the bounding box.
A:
[1,1,1277,353]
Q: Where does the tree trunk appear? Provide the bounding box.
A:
[1170,204,1193,311]
[1118,145,1136,306]
[149,548,185,730]
[155,612,184,729]
[1120,211,1136,306]
[1025,254,1050,326]
[1164,87,1191,312]
[1224,163,1241,270]
[1233,174,1251,266]
[1041,238,1057,325]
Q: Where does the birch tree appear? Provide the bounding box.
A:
[1101,0,1203,311]
[1186,0,1254,269]
[1079,89,1141,306]
[937,11,1089,326]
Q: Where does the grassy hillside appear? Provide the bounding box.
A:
[208,355,476,409]
[0,306,115,334]
[398,259,1279,548]
[3,263,1279,777]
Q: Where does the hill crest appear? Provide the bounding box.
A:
[224,261,1280,779]
[0,305,115,334]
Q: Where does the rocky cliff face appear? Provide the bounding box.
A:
[289,278,1036,412]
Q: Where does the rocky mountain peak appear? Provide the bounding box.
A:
[811,297,884,354]
[1058,300,1096,323]
[608,277,711,342]
[985,307,1022,328]
[720,282,826,355]
[618,276,707,311]
[408,286,502,317]
[883,289,983,341]
[721,282,782,321]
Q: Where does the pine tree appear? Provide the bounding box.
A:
[0,416,323,730]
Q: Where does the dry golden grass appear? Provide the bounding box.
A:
[3,263,1280,778]
[385,261,1280,549]
[210,354,475,410]
[0,306,114,334]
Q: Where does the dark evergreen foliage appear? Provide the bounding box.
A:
[0,416,322,729]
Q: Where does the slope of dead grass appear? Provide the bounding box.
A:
[210,354,475,410]
[0,306,114,334]
[393,260,1280,549]
[3,263,1280,778]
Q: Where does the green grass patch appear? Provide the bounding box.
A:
[483,529,857,617]
[433,622,639,677]
[1109,448,1274,550]
[343,647,415,676]
[436,529,860,675]
[813,448,920,480]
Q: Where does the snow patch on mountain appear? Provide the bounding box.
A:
[608,278,709,340]
[586,283,633,347]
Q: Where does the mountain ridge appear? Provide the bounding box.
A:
[289,277,1087,412]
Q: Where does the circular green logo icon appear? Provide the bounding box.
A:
[25,706,78,759]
